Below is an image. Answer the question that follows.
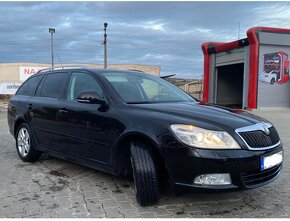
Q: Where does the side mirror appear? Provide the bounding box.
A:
[76,91,106,105]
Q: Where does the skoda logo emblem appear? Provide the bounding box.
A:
[262,123,270,135]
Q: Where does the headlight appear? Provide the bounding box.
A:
[170,124,240,149]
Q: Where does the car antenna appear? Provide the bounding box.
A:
[57,52,64,69]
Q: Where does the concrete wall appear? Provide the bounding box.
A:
[177,81,203,100]
[0,63,161,83]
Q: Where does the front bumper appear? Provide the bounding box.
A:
[163,143,283,191]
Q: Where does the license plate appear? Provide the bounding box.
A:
[261,151,283,171]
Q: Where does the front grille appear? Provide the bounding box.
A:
[241,164,282,188]
[238,127,280,148]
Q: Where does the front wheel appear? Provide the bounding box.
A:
[130,142,159,206]
[16,123,42,162]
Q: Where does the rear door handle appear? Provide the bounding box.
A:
[59,108,68,116]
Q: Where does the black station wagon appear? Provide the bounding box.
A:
[7,67,283,206]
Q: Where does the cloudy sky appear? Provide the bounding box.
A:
[0,1,290,78]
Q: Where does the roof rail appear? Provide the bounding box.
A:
[37,65,87,73]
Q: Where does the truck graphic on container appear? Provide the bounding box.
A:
[259,51,289,85]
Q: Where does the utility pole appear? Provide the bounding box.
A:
[103,23,108,69]
[49,28,55,68]
[238,21,240,40]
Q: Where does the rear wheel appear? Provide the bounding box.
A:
[16,123,42,162]
[270,78,275,84]
[130,142,159,206]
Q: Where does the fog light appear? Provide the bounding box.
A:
[193,173,232,185]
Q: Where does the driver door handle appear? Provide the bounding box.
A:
[27,103,33,110]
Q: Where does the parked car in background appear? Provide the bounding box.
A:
[8,67,283,206]
[259,70,279,84]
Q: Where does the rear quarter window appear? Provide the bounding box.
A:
[16,75,43,96]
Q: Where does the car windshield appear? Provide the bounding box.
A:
[102,72,196,104]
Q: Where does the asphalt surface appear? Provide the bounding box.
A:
[0,109,289,218]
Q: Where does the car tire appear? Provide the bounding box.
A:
[15,123,42,162]
[130,142,159,206]
[270,78,275,84]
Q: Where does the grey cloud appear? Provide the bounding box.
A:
[0,2,290,78]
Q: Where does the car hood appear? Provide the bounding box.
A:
[131,101,268,132]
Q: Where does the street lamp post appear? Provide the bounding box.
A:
[49,28,55,68]
[103,23,108,69]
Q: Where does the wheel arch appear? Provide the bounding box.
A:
[13,117,28,137]
[112,131,170,181]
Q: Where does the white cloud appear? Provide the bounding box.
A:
[250,3,290,28]
[115,20,166,32]
[143,21,166,31]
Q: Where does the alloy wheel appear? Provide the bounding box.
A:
[17,128,30,157]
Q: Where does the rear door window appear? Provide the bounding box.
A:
[16,75,43,96]
[40,73,66,98]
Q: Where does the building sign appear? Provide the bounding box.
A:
[259,51,289,85]
[19,66,48,82]
[0,83,22,94]
[258,46,290,108]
